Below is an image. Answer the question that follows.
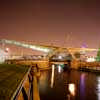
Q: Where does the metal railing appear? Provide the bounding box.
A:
[11,66,33,100]
[10,64,41,100]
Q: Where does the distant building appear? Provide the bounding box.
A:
[0,49,8,63]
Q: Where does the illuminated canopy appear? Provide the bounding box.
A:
[0,39,52,53]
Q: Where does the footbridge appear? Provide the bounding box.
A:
[0,39,98,61]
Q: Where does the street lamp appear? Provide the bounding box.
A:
[5,48,10,59]
[6,48,9,52]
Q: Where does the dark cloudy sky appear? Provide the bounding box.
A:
[0,0,100,50]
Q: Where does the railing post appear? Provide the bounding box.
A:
[28,73,33,100]
[22,87,28,100]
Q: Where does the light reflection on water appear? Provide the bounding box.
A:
[97,77,100,100]
[38,64,100,100]
[79,73,86,100]
[58,65,63,73]
[50,64,55,88]
[68,83,76,96]
[38,71,49,93]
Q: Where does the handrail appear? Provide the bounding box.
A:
[11,66,32,100]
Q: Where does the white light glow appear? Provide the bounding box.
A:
[68,83,75,96]
[0,49,8,63]
[51,65,55,88]
[58,65,62,73]
[86,57,95,62]
[58,55,62,59]
[6,48,9,52]
[1,39,51,53]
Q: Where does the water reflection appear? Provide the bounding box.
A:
[97,77,100,100]
[57,64,63,73]
[38,71,49,93]
[50,64,55,88]
[38,64,100,100]
[68,83,76,96]
[58,65,62,73]
[80,73,86,100]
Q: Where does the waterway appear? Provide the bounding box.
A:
[38,64,100,100]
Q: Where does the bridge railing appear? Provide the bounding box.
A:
[11,66,33,100]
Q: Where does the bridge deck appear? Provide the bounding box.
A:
[0,64,29,100]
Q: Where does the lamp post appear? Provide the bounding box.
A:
[5,48,10,59]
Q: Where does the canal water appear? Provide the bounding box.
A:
[38,65,100,100]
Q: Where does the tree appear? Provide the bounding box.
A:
[96,48,100,62]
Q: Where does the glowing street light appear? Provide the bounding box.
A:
[4,48,10,60]
[5,48,9,53]
[58,55,62,59]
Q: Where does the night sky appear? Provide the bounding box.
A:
[0,0,100,54]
